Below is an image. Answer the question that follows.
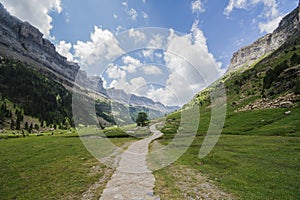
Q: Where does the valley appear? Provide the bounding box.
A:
[0,1,299,200]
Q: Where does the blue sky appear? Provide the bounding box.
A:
[50,0,298,67]
[1,0,298,106]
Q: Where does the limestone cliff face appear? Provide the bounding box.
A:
[0,3,79,81]
[227,4,300,73]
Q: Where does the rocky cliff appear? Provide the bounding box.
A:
[227,4,300,73]
[0,3,79,81]
[0,3,178,120]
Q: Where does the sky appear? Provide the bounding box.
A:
[0,0,298,106]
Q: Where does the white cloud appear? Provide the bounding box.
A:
[110,77,147,96]
[155,52,163,58]
[224,0,248,16]
[113,13,118,19]
[148,34,165,49]
[258,15,283,33]
[191,20,207,49]
[56,41,74,61]
[123,56,142,66]
[122,2,148,22]
[106,64,126,79]
[128,8,138,20]
[73,26,124,71]
[191,0,205,14]
[223,0,282,33]
[121,56,142,73]
[142,49,154,58]
[143,65,162,75]
[145,23,223,106]
[116,25,125,32]
[224,0,279,17]
[128,77,147,93]
[128,28,146,43]
[147,87,177,106]
[1,0,62,39]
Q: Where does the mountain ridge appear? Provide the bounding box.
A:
[227,3,300,73]
[0,3,177,129]
[186,4,300,110]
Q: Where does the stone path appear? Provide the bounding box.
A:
[100,124,162,200]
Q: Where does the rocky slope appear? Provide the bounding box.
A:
[0,3,80,82]
[0,2,177,128]
[227,3,300,73]
[186,3,300,111]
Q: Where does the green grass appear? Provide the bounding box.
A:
[223,106,300,136]
[0,131,134,200]
[197,135,300,199]
[154,135,300,199]
[154,105,300,199]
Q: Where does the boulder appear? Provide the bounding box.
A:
[280,101,293,108]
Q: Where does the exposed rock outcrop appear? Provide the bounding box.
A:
[0,3,79,81]
[227,4,300,73]
[235,93,298,112]
[0,3,178,120]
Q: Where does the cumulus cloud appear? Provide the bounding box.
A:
[224,0,283,33]
[105,24,222,106]
[143,65,162,75]
[106,64,126,79]
[56,41,74,61]
[121,56,142,73]
[148,34,165,49]
[258,15,283,33]
[1,0,62,39]
[191,0,205,14]
[128,28,146,43]
[110,76,147,96]
[73,26,124,71]
[145,22,223,106]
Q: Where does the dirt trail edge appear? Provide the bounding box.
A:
[100,124,162,200]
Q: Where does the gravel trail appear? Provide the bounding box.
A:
[100,124,162,200]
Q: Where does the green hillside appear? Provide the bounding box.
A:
[0,57,74,130]
[0,57,118,133]
[153,31,300,199]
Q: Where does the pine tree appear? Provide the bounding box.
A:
[136,112,149,127]
[10,119,15,130]
[16,118,20,130]
[29,123,33,133]
[24,121,29,131]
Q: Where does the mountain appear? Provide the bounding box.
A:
[107,88,179,113]
[0,3,176,130]
[186,3,300,110]
[0,3,79,83]
[227,4,300,73]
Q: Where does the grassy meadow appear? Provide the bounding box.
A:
[153,105,300,199]
[0,128,135,200]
